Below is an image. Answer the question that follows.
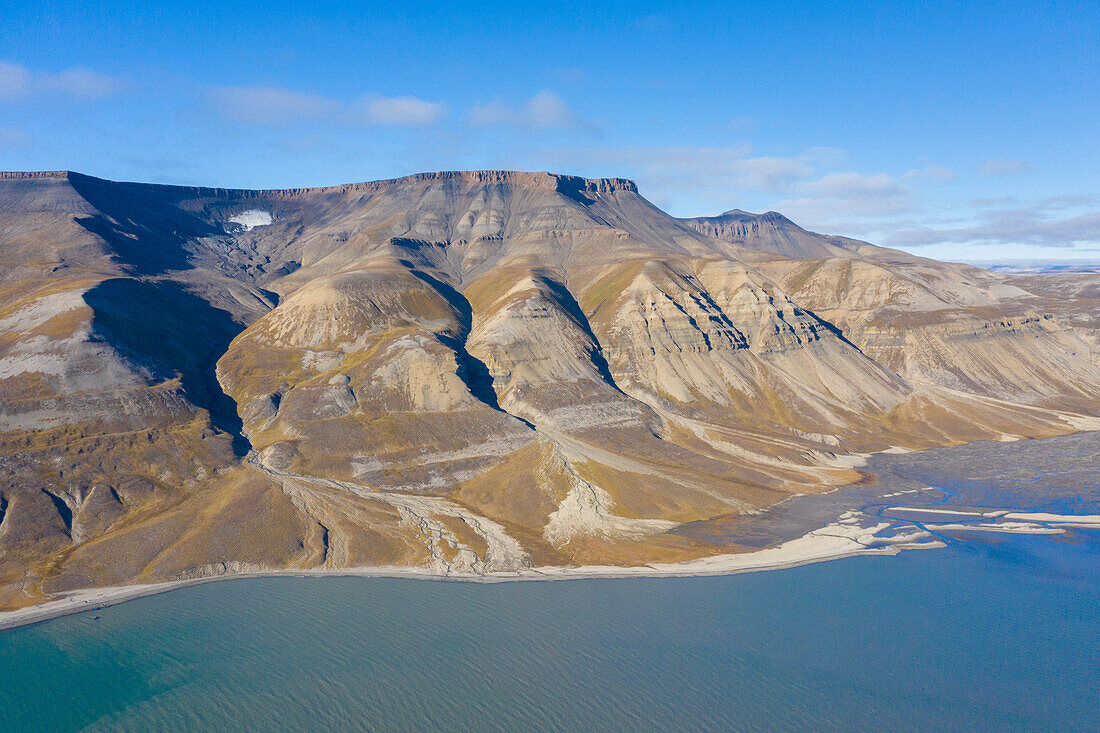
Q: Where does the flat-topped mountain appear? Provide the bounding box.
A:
[681,208,868,260]
[2,169,1098,609]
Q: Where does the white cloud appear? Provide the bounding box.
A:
[978,159,1028,177]
[208,85,446,127]
[468,101,511,126]
[0,61,125,100]
[42,67,126,98]
[555,144,815,196]
[736,156,816,192]
[208,86,337,125]
[470,90,587,129]
[1042,194,1100,208]
[527,90,574,127]
[886,207,1100,248]
[0,62,30,98]
[803,172,905,199]
[773,172,915,221]
[356,95,447,125]
[799,146,848,167]
[903,165,955,183]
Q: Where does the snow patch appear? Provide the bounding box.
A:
[229,210,273,231]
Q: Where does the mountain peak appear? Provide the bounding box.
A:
[713,209,796,226]
[681,208,855,259]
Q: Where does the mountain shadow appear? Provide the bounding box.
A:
[69,173,224,277]
[83,278,251,456]
[401,264,520,418]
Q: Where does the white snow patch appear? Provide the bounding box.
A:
[229,210,273,231]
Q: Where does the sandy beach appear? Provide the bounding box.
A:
[0,515,945,632]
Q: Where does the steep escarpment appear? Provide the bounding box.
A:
[1,169,1098,609]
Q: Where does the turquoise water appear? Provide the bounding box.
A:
[2,532,1098,732]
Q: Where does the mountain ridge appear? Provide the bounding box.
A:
[0,169,639,198]
[1,168,1098,610]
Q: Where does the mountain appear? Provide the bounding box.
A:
[681,208,879,260]
[686,209,1100,406]
[1,169,1098,609]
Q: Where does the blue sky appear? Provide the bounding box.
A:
[2,0,1097,261]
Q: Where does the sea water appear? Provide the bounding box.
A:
[3,434,1099,732]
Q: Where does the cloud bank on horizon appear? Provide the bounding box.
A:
[0,1,1096,262]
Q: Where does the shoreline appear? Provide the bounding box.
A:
[8,504,1097,633]
[0,518,943,633]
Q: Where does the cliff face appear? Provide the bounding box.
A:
[1,170,1098,606]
